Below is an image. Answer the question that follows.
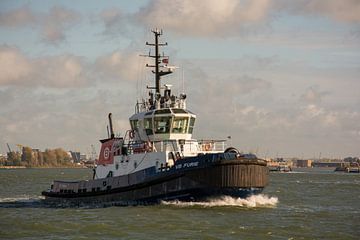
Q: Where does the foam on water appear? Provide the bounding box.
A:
[161,194,278,208]
[0,195,44,208]
[0,194,279,208]
[0,195,44,203]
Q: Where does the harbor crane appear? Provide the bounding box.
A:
[6,143,12,153]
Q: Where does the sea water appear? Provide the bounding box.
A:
[0,168,359,239]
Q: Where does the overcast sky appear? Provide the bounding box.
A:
[0,0,359,159]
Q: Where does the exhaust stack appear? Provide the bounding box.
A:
[108,113,115,139]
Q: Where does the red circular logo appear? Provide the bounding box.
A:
[104,147,110,159]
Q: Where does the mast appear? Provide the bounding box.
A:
[154,29,160,94]
[145,29,172,96]
[138,29,182,111]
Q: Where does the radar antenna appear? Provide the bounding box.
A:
[142,29,172,95]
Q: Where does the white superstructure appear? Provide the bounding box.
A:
[94,29,226,179]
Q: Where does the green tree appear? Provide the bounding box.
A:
[0,156,6,166]
[22,147,34,166]
[54,148,71,166]
[43,149,57,166]
[4,146,74,167]
[37,151,44,166]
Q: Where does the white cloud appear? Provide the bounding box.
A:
[178,57,360,157]
[0,45,88,88]
[42,6,81,44]
[35,55,88,88]
[303,104,324,118]
[0,5,81,44]
[0,46,33,85]
[274,0,360,23]
[99,8,127,36]
[0,4,37,27]
[134,0,360,37]
[0,87,135,154]
[136,0,271,36]
[0,45,149,88]
[300,86,328,104]
[95,49,144,81]
[235,75,272,94]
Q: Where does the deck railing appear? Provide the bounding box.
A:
[124,139,227,155]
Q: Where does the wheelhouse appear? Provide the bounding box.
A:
[129,108,196,141]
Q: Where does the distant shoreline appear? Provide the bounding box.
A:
[0,165,88,169]
[0,166,26,169]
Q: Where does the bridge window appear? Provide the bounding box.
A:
[154,117,171,134]
[172,117,189,134]
[155,109,171,114]
[189,117,196,134]
[144,118,153,135]
[172,109,187,114]
[130,120,139,130]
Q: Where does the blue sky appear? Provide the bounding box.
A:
[0,0,360,158]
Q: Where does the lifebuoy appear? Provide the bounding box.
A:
[129,130,135,139]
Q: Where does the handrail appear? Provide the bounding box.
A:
[121,138,227,154]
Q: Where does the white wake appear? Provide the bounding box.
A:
[0,195,44,203]
[161,194,278,208]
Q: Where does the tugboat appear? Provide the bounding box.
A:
[42,29,269,205]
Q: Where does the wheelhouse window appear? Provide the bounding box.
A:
[172,117,189,134]
[154,117,171,134]
[172,109,187,114]
[189,117,196,134]
[155,109,172,115]
[144,118,153,135]
[130,120,139,130]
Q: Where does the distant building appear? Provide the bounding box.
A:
[296,159,313,168]
[343,157,359,163]
[80,154,87,161]
[70,151,81,163]
[312,161,344,168]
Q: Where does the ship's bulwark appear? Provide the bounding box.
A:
[189,161,269,188]
[43,159,269,206]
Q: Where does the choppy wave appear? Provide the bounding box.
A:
[0,194,279,209]
[161,194,278,208]
[0,195,44,208]
[0,195,43,203]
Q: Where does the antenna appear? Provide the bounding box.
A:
[142,29,172,95]
[182,67,185,93]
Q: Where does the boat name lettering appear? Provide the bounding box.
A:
[176,162,198,169]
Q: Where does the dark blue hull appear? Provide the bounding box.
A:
[42,153,269,206]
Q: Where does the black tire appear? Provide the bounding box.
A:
[224,147,240,154]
